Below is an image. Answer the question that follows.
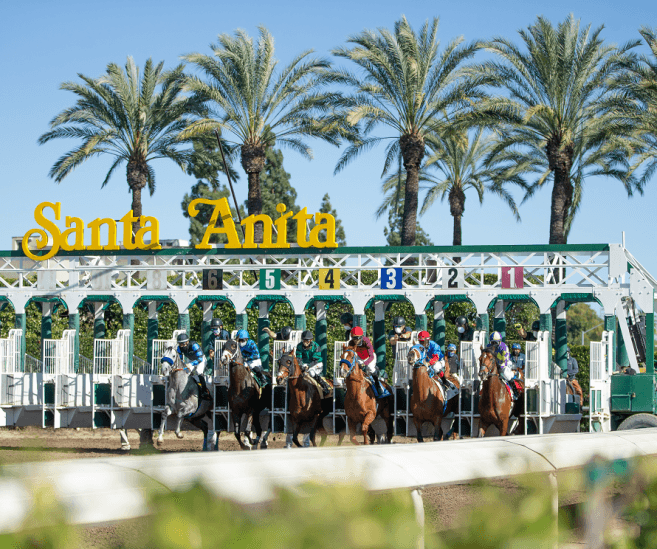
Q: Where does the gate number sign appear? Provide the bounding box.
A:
[259,269,281,290]
[319,268,340,290]
[380,267,402,289]
[442,267,464,289]
[501,266,524,289]
[202,269,223,290]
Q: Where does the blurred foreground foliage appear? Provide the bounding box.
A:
[9,457,657,548]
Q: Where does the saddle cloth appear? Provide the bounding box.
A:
[503,379,524,400]
[430,377,460,403]
[365,376,391,398]
[304,373,333,399]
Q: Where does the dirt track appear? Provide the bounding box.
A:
[0,427,596,548]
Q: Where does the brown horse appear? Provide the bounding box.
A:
[477,347,524,437]
[221,339,272,450]
[276,352,338,447]
[407,346,460,442]
[566,378,584,407]
[339,346,394,445]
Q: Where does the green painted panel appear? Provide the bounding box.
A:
[94,384,111,406]
[93,411,111,428]
[44,383,55,405]
[153,384,166,407]
[611,374,656,413]
[44,410,54,428]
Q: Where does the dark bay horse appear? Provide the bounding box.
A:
[477,347,524,437]
[407,346,460,442]
[275,352,337,447]
[221,339,272,450]
[339,346,394,445]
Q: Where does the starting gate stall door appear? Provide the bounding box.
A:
[392,336,416,437]
[42,329,78,428]
[269,332,302,436]
[150,329,187,432]
[590,331,614,432]
[523,332,553,435]
[92,330,132,429]
[212,338,230,433]
[458,331,486,437]
[0,329,26,427]
[333,341,349,434]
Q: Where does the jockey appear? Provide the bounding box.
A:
[207,319,230,368]
[349,326,386,397]
[489,332,520,400]
[236,329,267,386]
[510,343,525,373]
[516,320,540,342]
[388,316,413,359]
[176,333,212,400]
[340,312,354,341]
[455,316,474,343]
[446,343,460,376]
[263,325,293,341]
[296,330,331,394]
[417,331,455,392]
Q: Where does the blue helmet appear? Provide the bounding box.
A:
[512,343,521,351]
[489,331,502,344]
[447,343,457,352]
[236,329,249,340]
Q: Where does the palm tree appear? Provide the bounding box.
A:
[377,129,524,245]
[610,27,657,189]
[470,15,639,244]
[182,27,347,242]
[39,57,209,237]
[333,16,483,246]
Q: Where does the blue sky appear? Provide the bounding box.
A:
[1,0,656,274]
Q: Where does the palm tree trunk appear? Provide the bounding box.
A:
[547,138,574,245]
[241,143,266,243]
[449,185,465,247]
[127,160,149,240]
[453,214,462,246]
[400,134,425,247]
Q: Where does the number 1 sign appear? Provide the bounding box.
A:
[380,268,402,290]
[501,266,524,289]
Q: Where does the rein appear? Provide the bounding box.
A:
[340,351,357,377]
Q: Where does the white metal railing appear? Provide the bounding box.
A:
[93,330,131,376]
[42,330,76,375]
[132,355,151,375]
[333,341,349,384]
[1,428,656,531]
[590,331,614,432]
[392,341,414,387]
[24,354,42,373]
[150,329,187,375]
[0,329,22,373]
[79,355,93,374]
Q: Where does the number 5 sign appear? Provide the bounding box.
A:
[501,266,524,289]
[380,267,402,289]
[259,269,281,290]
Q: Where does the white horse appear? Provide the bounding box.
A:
[156,346,217,451]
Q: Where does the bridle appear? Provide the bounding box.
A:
[277,355,302,382]
[340,348,359,377]
[479,350,498,380]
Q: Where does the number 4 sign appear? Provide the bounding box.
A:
[501,266,524,289]
[380,267,402,289]
[259,269,281,290]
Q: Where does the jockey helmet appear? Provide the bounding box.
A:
[447,343,457,352]
[302,330,313,341]
[417,331,431,342]
[211,318,223,328]
[280,326,292,340]
[456,316,468,334]
[489,331,502,344]
[340,312,353,326]
[531,320,540,332]
[350,326,364,338]
[393,316,406,327]
[177,333,190,346]
[512,343,521,350]
[236,329,249,342]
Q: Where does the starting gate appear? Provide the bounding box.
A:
[590,331,614,432]
[456,331,487,437]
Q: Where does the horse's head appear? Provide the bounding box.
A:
[339,346,359,378]
[407,346,423,368]
[160,345,179,377]
[276,352,295,385]
[478,346,498,380]
[221,339,241,367]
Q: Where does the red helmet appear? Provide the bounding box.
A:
[350,326,364,337]
[418,331,431,342]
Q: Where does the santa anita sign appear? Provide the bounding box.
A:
[22,198,338,260]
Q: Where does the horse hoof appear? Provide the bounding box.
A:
[156,439,163,446]
[176,433,184,439]
[121,444,131,451]
[260,442,268,450]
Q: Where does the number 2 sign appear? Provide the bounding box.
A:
[380,267,402,289]
[442,267,464,289]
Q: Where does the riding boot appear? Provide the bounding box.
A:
[196,375,212,401]
[313,373,331,395]
[372,372,383,397]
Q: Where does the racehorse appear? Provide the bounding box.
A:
[339,345,394,445]
[221,339,272,450]
[566,378,584,407]
[276,352,339,447]
[407,346,460,442]
[477,347,525,437]
[156,346,216,450]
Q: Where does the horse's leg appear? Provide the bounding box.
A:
[413,416,424,443]
[477,418,489,438]
[433,414,444,442]
[347,417,360,445]
[362,412,375,445]
[156,405,171,446]
[385,404,394,444]
[251,411,262,449]
[309,419,318,447]
[190,417,209,451]
[292,421,303,448]
[367,425,376,444]
[233,414,246,450]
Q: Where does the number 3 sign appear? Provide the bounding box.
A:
[380,267,402,289]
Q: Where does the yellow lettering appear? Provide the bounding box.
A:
[270,204,292,249]
[22,202,62,261]
[308,213,338,248]
[293,207,314,248]
[87,218,120,250]
[135,216,161,249]
[60,216,85,251]
[120,211,139,250]
[241,214,274,248]
[189,198,241,249]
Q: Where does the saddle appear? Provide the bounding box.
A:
[304,373,333,399]
[503,379,524,401]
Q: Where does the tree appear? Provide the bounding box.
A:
[183,26,347,242]
[333,16,482,246]
[472,15,640,243]
[383,196,434,247]
[38,57,206,236]
[611,27,657,188]
[318,194,347,246]
[377,129,524,246]
[567,303,603,346]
